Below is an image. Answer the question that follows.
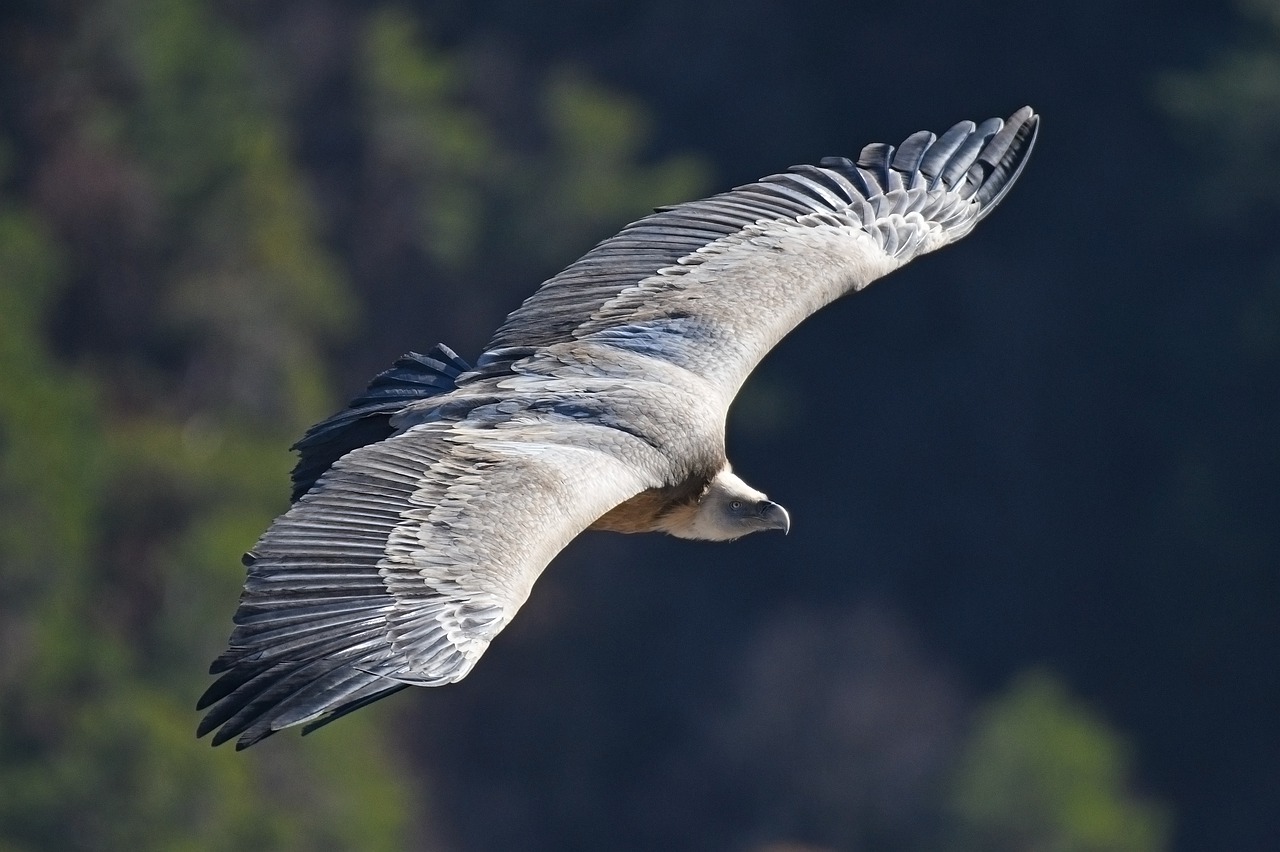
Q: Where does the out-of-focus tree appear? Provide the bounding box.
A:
[0,186,106,850]
[350,7,709,353]
[55,0,352,421]
[1157,0,1280,216]
[946,671,1170,852]
[0,0,711,847]
[1,0,410,846]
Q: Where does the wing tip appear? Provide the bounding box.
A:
[196,656,408,749]
[810,105,1037,216]
[969,105,1040,216]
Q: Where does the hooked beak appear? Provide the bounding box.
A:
[758,500,791,535]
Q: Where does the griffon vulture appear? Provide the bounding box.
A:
[199,107,1039,748]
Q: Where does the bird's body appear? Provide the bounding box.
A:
[200,107,1039,748]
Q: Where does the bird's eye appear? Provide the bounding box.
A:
[730,500,742,510]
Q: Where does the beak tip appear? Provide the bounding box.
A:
[762,501,791,536]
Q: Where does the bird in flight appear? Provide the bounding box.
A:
[199,107,1039,748]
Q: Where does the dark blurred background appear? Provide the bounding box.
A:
[1,0,1276,850]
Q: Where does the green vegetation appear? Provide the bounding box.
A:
[0,1,704,847]
[948,672,1170,852]
[357,9,708,278]
[1158,0,1280,215]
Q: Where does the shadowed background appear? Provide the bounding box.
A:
[0,0,1275,850]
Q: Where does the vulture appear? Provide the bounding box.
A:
[200,107,1039,748]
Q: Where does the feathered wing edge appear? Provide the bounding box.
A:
[477,108,1039,404]
[199,419,660,749]
[475,107,1038,376]
[289,344,471,502]
[199,429,449,748]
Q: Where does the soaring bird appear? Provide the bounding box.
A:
[199,107,1039,748]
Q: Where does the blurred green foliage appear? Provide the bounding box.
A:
[0,0,410,841]
[0,0,707,848]
[361,7,499,272]
[358,8,708,278]
[948,672,1170,852]
[1157,0,1280,215]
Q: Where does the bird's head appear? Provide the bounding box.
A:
[668,469,790,542]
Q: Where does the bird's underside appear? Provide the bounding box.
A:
[199,106,1039,748]
[588,479,708,534]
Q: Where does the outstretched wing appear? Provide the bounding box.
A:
[474,107,1038,402]
[198,417,662,749]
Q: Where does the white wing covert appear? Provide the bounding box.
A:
[474,108,1038,403]
[198,417,661,748]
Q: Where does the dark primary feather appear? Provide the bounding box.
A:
[891,129,937,175]
[290,344,470,502]
[478,107,1038,376]
[201,431,463,748]
[202,409,657,747]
